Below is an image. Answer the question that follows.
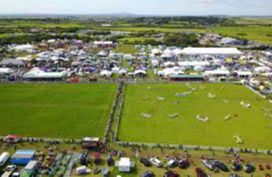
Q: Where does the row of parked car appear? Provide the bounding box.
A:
[140,157,189,169]
[139,156,272,177]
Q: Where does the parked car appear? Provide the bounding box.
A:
[150,157,163,167]
[141,171,155,177]
[167,159,178,168]
[107,156,114,166]
[195,167,209,177]
[80,152,89,165]
[201,159,215,171]
[178,158,189,169]
[244,164,255,173]
[231,162,242,171]
[213,160,229,172]
[164,170,179,177]
[266,174,271,177]
[6,165,17,172]
[11,172,20,177]
[140,157,151,167]
[266,164,271,170]
[229,173,239,177]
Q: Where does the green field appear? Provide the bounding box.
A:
[212,26,272,44]
[0,84,117,138]
[119,83,272,149]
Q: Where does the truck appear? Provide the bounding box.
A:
[0,152,9,166]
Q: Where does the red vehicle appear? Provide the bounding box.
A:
[163,170,179,177]
[93,152,102,165]
[266,164,271,170]
[195,168,209,177]
[4,135,21,143]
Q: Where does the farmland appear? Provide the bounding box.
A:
[118,83,272,149]
[0,83,117,138]
[211,26,272,44]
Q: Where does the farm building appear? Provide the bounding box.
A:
[11,150,36,165]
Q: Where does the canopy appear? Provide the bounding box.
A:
[181,47,243,55]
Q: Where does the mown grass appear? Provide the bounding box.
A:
[0,83,117,138]
[119,83,272,149]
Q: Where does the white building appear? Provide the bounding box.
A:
[115,158,134,172]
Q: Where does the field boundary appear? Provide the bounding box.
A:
[114,140,272,155]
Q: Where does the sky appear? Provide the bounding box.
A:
[0,0,271,16]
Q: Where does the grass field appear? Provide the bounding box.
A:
[212,26,272,44]
[113,44,138,54]
[0,83,117,138]
[119,83,272,149]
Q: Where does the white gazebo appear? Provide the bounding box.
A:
[115,158,134,172]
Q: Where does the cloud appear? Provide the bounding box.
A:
[198,0,216,3]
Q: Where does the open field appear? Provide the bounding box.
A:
[119,83,272,149]
[95,26,207,33]
[211,26,272,44]
[235,17,272,25]
[0,83,117,138]
[113,44,138,54]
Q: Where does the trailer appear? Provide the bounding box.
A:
[0,152,9,166]
[1,171,12,177]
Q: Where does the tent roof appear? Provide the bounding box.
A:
[181,47,243,55]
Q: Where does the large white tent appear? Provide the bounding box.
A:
[23,68,66,79]
[181,47,243,55]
